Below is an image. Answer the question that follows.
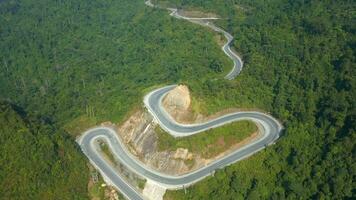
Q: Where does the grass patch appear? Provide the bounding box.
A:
[156,120,257,158]
[98,141,117,165]
[88,179,106,200]
[137,179,146,189]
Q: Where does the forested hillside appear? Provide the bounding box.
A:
[0,101,88,199]
[155,0,356,199]
[1,0,355,199]
[0,0,231,198]
[0,0,230,132]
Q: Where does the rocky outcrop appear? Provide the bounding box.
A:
[162,85,196,123]
[117,110,205,175]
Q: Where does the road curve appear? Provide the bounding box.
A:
[79,112,281,186]
[146,0,242,79]
[144,85,282,137]
[78,1,283,200]
[167,8,243,80]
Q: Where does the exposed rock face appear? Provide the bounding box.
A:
[162,85,195,123]
[118,111,156,157]
[117,110,205,175]
[163,85,191,110]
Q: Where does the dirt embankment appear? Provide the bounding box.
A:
[116,110,206,175]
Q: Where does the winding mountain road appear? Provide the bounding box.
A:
[78,1,283,200]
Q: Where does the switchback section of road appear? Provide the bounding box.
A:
[78,1,283,200]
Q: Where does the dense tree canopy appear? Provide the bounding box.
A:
[0,101,88,199]
[0,0,230,132]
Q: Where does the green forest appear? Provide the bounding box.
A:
[0,0,355,199]
[0,101,88,199]
[0,0,230,132]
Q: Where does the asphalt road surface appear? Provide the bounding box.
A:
[78,1,282,200]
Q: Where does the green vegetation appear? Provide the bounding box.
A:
[99,141,117,165]
[89,183,105,200]
[0,0,354,199]
[0,0,230,135]
[156,0,356,199]
[88,175,106,200]
[156,121,257,158]
[0,101,88,199]
[137,179,147,190]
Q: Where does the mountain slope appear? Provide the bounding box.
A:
[0,102,88,199]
